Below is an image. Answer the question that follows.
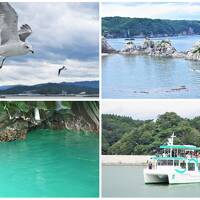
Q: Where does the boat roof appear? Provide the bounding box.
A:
[151,156,186,160]
[160,145,200,150]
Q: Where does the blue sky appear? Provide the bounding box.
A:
[0,3,99,86]
[102,100,200,120]
[102,3,200,20]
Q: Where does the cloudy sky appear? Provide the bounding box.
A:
[102,100,200,120]
[0,3,99,86]
[102,2,200,20]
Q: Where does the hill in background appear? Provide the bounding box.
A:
[0,81,99,97]
[102,112,200,155]
[102,17,200,38]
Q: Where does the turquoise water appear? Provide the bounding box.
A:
[0,129,99,197]
[103,35,200,99]
[102,165,200,197]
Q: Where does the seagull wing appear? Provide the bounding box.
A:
[58,68,61,76]
[0,3,19,45]
[18,24,32,42]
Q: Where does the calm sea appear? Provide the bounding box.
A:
[102,165,200,197]
[103,35,200,98]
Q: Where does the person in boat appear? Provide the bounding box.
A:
[148,161,152,170]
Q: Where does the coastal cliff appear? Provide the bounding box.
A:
[102,37,117,54]
[0,101,99,142]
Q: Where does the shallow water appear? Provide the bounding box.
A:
[103,35,200,99]
[102,165,200,197]
[0,129,99,197]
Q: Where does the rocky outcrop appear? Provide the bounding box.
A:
[0,119,28,142]
[102,37,117,54]
[120,38,186,58]
[121,41,136,53]
[149,40,176,57]
[186,41,200,61]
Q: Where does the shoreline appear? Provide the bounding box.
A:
[102,155,151,166]
[105,34,200,40]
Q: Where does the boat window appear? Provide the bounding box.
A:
[188,163,195,171]
[162,160,167,165]
[167,160,173,166]
[198,163,200,171]
[174,160,179,166]
[157,160,174,166]
[180,161,186,169]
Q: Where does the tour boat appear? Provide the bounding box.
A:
[144,133,200,184]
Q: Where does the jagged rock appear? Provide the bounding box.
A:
[149,40,177,57]
[121,41,136,53]
[186,41,200,61]
[142,38,155,49]
[120,38,180,57]
[0,119,28,141]
[102,37,117,54]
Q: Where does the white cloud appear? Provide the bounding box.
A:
[14,3,99,51]
[102,3,200,20]
[0,3,99,86]
[0,59,98,85]
[102,100,200,120]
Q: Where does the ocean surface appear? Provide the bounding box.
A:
[0,129,99,197]
[102,165,200,197]
[103,35,200,98]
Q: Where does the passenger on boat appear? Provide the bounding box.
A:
[148,161,152,169]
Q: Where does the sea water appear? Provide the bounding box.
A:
[0,129,99,197]
[102,165,200,197]
[103,35,200,98]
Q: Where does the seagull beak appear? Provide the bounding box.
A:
[30,50,34,54]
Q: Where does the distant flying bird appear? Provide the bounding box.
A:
[58,66,67,76]
[0,3,34,68]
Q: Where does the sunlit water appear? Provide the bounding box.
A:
[0,129,99,197]
[103,35,200,98]
[102,165,200,197]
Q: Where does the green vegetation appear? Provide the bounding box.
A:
[0,81,99,96]
[102,17,200,38]
[192,47,200,54]
[102,112,200,155]
[0,101,99,141]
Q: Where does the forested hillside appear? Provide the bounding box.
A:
[102,17,200,38]
[102,113,200,155]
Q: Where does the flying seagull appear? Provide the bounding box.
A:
[58,66,67,76]
[0,3,34,68]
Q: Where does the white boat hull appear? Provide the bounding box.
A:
[144,168,200,184]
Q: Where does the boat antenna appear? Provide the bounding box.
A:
[171,132,176,146]
[169,132,176,157]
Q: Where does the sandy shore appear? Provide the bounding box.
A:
[102,155,152,166]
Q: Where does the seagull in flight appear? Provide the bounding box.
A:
[58,66,67,76]
[0,3,34,69]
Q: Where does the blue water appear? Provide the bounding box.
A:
[103,35,200,99]
[0,129,99,197]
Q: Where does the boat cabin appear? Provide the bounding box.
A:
[151,145,200,171]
